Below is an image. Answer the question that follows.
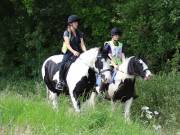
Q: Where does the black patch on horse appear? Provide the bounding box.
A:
[44,60,62,94]
[128,57,145,77]
[112,78,138,102]
[73,68,96,103]
[98,46,110,60]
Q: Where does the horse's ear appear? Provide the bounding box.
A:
[137,55,145,61]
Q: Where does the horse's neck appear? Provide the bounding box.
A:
[117,57,134,80]
[77,48,98,67]
[118,58,129,73]
[118,56,135,73]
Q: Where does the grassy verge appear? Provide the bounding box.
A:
[0,92,156,135]
[0,72,179,134]
[132,72,180,134]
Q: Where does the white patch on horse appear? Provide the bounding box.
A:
[139,59,148,69]
[53,71,60,82]
[108,81,120,98]
[41,55,63,79]
[139,59,152,78]
[95,86,100,94]
[118,57,135,81]
[49,90,58,110]
[124,97,133,121]
[88,92,97,108]
[146,70,152,77]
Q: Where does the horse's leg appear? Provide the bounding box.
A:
[88,92,97,108]
[69,89,80,112]
[124,97,133,121]
[69,76,89,112]
[95,86,100,94]
[49,90,58,110]
[68,83,81,112]
[46,86,49,101]
[111,100,117,112]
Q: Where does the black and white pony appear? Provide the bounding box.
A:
[41,47,111,112]
[89,56,152,121]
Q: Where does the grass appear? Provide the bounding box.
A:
[0,72,179,135]
[0,92,156,135]
[132,72,180,133]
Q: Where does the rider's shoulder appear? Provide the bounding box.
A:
[63,30,70,37]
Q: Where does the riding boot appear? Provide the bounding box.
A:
[56,63,65,90]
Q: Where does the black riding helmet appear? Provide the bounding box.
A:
[111,27,123,36]
[68,15,80,24]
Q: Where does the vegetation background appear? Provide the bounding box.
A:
[0,0,179,134]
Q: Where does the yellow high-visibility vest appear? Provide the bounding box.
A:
[61,32,72,54]
[105,41,123,65]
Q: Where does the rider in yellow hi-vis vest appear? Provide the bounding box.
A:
[96,27,125,87]
[104,27,125,69]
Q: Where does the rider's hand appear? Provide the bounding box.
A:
[73,50,80,56]
[114,65,119,70]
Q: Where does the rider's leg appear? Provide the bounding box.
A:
[56,55,69,90]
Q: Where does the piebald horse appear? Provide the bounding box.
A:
[41,47,111,112]
[89,56,152,121]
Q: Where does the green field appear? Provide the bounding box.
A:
[0,72,179,135]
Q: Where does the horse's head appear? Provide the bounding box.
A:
[94,47,111,83]
[128,57,152,80]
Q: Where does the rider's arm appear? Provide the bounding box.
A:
[64,36,77,54]
[104,43,118,69]
[80,38,86,52]
[110,58,118,69]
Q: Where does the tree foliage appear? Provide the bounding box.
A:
[0,0,179,77]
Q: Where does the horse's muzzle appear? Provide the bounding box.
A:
[144,74,153,80]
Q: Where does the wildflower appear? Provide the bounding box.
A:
[146,113,153,119]
[141,106,149,111]
[153,124,161,131]
[146,110,153,115]
[154,111,159,115]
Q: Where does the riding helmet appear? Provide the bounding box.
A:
[111,27,123,36]
[68,15,80,24]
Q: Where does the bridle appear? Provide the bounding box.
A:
[95,54,112,78]
[118,68,149,76]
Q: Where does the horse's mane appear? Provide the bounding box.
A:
[78,47,99,60]
[118,56,135,73]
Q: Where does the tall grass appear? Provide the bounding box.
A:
[0,93,156,135]
[132,72,180,134]
[0,72,179,134]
